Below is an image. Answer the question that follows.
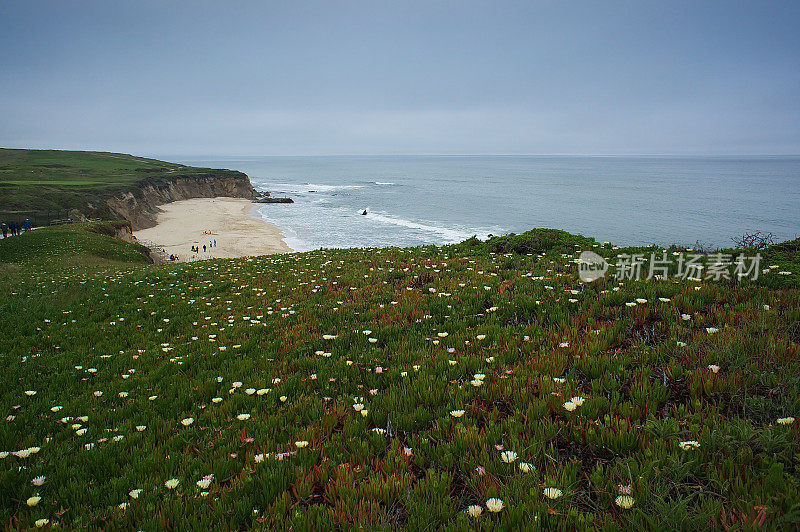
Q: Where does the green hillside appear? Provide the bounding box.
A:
[1,226,799,529]
[0,149,231,226]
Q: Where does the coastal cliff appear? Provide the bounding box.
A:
[0,149,261,229]
[100,171,259,230]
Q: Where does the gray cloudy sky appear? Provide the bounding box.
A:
[1,1,798,156]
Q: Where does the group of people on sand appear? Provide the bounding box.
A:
[2,219,32,238]
[190,238,217,256]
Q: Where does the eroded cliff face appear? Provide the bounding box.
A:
[96,171,258,230]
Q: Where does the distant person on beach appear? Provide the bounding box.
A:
[213,239,216,247]
[203,245,207,252]
[2,222,7,238]
[9,222,17,236]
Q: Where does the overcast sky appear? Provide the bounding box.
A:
[1,1,798,156]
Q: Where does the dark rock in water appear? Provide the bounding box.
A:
[362,209,368,215]
[254,196,294,204]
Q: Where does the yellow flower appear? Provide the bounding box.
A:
[777,417,795,425]
[615,495,635,509]
[35,518,49,527]
[164,478,180,489]
[466,504,482,517]
[500,450,517,463]
[295,440,309,448]
[543,487,562,499]
[518,462,534,473]
[181,417,194,426]
[486,498,504,512]
[237,413,251,421]
[450,410,465,418]
[26,495,41,506]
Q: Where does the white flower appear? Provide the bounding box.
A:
[681,314,692,321]
[237,413,251,421]
[118,502,129,510]
[76,428,87,436]
[164,478,180,489]
[280,395,287,402]
[50,406,62,412]
[470,379,483,387]
[467,504,482,517]
[181,417,194,426]
[353,403,364,412]
[486,498,504,512]
[136,425,146,432]
[615,495,635,509]
[35,519,49,527]
[563,401,577,412]
[245,388,256,395]
[25,390,36,396]
[518,462,534,473]
[707,364,720,373]
[196,478,212,489]
[570,396,585,406]
[295,440,309,448]
[450,410,465,418]
[500,450,517,463]
[232,381,243,388]
[27,495,41,506]
[679,440,700,450]
[212,397,223,403]
[254,453,264,463]
[777,417,795,425]
[476,335,486,340]
[706,327,719,334]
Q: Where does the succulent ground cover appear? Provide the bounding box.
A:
[1,224,799,529]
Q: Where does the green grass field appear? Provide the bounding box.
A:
[1,225,799,529]
[0,149,222,226]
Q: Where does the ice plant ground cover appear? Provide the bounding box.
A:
[1,223,799,529]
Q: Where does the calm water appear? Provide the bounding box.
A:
[174,156,800,252]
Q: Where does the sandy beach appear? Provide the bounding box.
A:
[133,197,292,261]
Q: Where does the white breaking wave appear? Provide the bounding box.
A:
[255,182,364,195]
[365,211,480,243]
[374,181,396,185]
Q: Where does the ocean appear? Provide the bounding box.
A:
[173,156,800,252]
